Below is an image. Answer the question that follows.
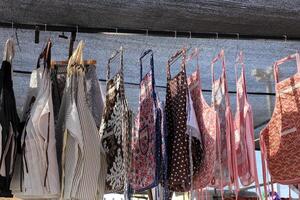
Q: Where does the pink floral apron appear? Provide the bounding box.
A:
[210,50,236,198]
[234,52,261,198]
[186,49,218,190]
[129,49,161,191]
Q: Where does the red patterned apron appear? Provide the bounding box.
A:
[260,53,300,199]
[234,52,261,198]
[186,49,218,189]
[210,50,236,195]
[129,49,161,191]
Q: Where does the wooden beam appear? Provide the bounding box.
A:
[1,1,300,38]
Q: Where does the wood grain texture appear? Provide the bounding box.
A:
[0,1,300,37]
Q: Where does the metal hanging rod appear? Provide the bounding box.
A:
[1,21,300,41]
[12,69,275,96]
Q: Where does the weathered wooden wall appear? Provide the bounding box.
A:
[0,0,300,37]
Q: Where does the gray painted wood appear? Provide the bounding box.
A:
[1,0,300,37]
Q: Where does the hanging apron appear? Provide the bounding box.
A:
[234,52,261,197]
[59,41,106,199]
[51,63,103,127]
[260,53,300,199]
[210,50,236,193]
[11,67,42,194]
[165,49,203,192]
[129,49,161,192]
[186,49,218,190]
[58,63,84,199]
[0,39,20,197]
[158,100,171,200]
[17,41,60,199]
[52,62,104,179]
[100,47,131,193]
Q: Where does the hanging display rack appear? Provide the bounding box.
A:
[0,21,300,41]
[1,21,279,96]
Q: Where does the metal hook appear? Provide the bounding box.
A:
[174,31,177,39]
[116,28,118,34]
[283,34,287,42]
[236,33,240,40]
[140,29,150,56]
[236,33,241,54]
[186,31,192,49]
[44,24,47,32]
[76,25,79,34]
[11,21,14,38]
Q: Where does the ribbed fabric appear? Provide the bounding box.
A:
[53,64,104,179]
[59,75,84,199]
[57,41,106,200]
[75,72,104,200]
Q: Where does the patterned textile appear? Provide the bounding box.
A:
[52,64,104,179]
[58,41,106,199]
[100,48,131,193]
[260,53,300,195]
[157,101,171,200]
[210,50,235,189]
[234,52,260,192]
[166,68,189,192]
[187,69,218,189]
[165,49,203,192]
[129,50,161,191]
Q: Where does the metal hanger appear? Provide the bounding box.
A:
[212,32,220,58]
[140,29,149,56]
[235,33,241,57]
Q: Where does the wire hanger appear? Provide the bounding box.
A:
[140,29,149,57]
[10,21,14,39]
[51,25,96,67]
[212,32,220,58]
[108,46,123,64]
[184,31,192,50]
[44,24,52,41]
[114,27,124,48]
[235,33,241,56]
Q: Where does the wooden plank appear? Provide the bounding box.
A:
[0,1,300,37]
[51,59,97,66]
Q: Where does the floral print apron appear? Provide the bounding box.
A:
[100,47,131,193]
[234,52,261,198]
[129,49,161,192]
[210,50,236,197]
[260,53,300,199]
[186,49,218,190]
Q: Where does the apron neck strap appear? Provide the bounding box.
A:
[235,51,247,95]
[107,46,124,80]
[166,48,187,79]
[139,49,154,83]
[273,53,300,83]
[37,40,52,70]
